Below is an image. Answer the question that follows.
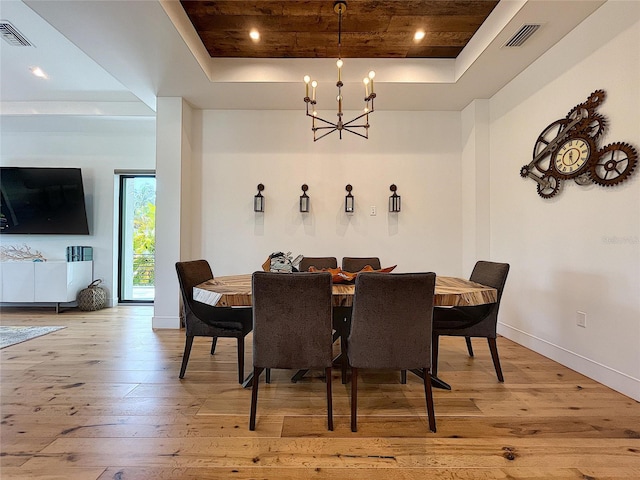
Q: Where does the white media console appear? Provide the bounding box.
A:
[0,260,93,313]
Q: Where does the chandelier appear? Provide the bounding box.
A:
[303,1,376,141]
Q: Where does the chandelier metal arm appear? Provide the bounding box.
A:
[341,127,369,140]
[342,110,373,128]
[314,128,340,141]
[306,113,338,128]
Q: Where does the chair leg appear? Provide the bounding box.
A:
[325,366,334,431]
[465,336,474,357]
[423,368,436,433]
[266,368,271,384]
[179,336,194,379]
[431,333,440,377]
[351,367,358,432]
[237,336,245,384]
[341,332,349,384]
[210,337,218,355]
[249,367,264,430]
[487,338,504,382]
[401,369,407,384]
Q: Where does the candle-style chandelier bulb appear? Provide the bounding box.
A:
[302,0,376,141]
[368,71,376,96]
[303,76,311,98]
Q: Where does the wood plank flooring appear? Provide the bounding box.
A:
[1,305,639,479]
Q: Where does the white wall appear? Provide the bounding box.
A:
[187,110,464,277]
[489,0,640,399]
[461,99,491,275]
[153,98,194,328]
[0,116,156,306]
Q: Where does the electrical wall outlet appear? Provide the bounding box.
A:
[576,311,587,328]
[370,205,376,216]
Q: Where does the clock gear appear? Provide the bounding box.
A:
[589,142,638,186]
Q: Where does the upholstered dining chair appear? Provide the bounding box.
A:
[175,260,253,384]
[250,271,334,431]
[335,256,383,384]
[348,272,437,433]
[299,256,337,272]
[432,261,510,382]
[341,256,381,272]
[297,256,350,383]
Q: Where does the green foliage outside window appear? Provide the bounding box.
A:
[132,180,155,286]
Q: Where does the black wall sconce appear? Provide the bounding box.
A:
[254,183,265,212]
[389,184,401,212]
[300,184,310,213]
[345,184,354,213]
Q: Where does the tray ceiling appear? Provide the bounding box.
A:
[179,0,500,58]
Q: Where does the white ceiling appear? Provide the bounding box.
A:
[0,0,606,117]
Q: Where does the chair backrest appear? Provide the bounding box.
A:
[252,271,333,370]
[348,272,436,370]
[175,260,214,312]
[463,261,510,336]
[342,256,382,272]
[299,256,338,272]
[469,261,510,303]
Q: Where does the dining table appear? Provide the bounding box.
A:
[194,273,497,308]
[193,273,498,389]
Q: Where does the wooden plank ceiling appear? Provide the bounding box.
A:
[180,0,500,59]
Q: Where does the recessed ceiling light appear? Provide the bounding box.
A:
[249,30,260,41]
[414,30,426,41]
[30,66,48,79]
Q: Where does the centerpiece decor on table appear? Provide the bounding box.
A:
[262,252,303,273]
[307,264,396,283]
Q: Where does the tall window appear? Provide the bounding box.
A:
[118,174,156,303]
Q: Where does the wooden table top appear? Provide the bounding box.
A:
[193,273,497,308]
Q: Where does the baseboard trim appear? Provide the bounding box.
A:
[152,315,181,329]
[498,322,639,401]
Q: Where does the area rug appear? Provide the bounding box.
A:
[0,326,66,349]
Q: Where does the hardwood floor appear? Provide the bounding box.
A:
[1,305,639,479]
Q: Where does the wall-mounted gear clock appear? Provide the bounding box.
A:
[520,90,638,198]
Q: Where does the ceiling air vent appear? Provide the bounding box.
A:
[0,20,33,46]
[504,24,541,47]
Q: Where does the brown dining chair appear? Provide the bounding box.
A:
[298,256,338,272]
[432,261,510,382]
[250,271,334,431]
[348,272,437,433]
[338,256,382,384]
[341,256,381,272]
[175,260,252,384]
[296,256,351,383]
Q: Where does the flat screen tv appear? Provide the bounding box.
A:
[0,167,90,235]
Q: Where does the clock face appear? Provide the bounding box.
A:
[553,136,592,178]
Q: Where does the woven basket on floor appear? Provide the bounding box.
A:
[77,279,107,311]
